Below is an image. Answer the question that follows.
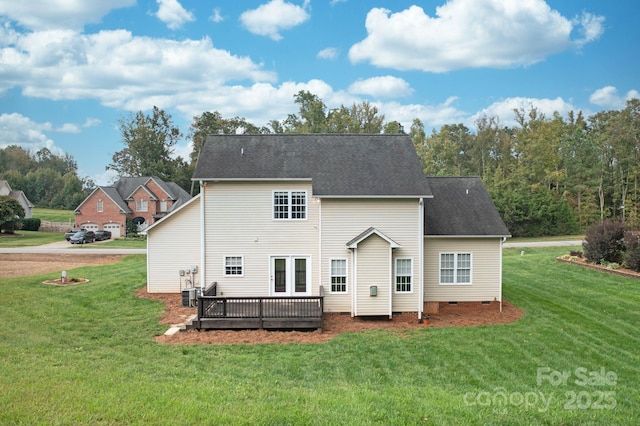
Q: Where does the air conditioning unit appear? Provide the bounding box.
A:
[182,287,201,307]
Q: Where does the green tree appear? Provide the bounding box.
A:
[0,195,25,234]
[108,106,184,182]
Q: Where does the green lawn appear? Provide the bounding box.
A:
[0,230,63,247]
[0,247,637,425]
[32,208,75,223]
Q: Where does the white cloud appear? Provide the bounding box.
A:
[0,112,63,154]
[155,0,194,30]
[349,0,604,72]
[317,47,338,60]
[56,123,81,133]
[240,0,310,41]
[0,0,135,31]
[210,8,224,23]
[0,28,277,111]
[348,76,413,99]
[573,12,605,48]
[589,86,640,109]
[378,96,467,131]
[469,96,576,128]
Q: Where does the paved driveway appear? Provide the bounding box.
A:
[503,240,582,248]
[0,240,145,255]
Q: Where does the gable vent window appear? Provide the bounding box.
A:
[97,200,103,213]
[273,191,307,220]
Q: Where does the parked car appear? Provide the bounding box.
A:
[65,228,86,241]
[69,230,95,244]
[94,230,112,241]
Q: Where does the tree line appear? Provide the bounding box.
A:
[0,146,93,210]
[1,91,638,237]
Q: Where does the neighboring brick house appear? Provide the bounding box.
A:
[73,176,191,238]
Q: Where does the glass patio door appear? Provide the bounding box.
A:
[271,256,310,296]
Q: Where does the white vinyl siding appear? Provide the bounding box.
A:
[424,238,502,302]
[146,196,201,293]
[321,198,421,313]
[205,182,318,298]
[355,234,391,316]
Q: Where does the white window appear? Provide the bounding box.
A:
[273,191,307,220]
[136,199,148,212]
[395,258,413,292]
[329,259,347,293]
[440,253,472,285]
[160,201,168,212]
[224,256,243,276]
[97,200,103,212]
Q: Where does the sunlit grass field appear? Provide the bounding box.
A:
[0,247,638,425]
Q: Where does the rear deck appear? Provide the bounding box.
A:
[189,295,324,330]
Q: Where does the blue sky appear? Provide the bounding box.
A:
[0,0,638,185]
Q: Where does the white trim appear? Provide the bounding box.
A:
[200,182,206,293]
[425,235,511,238]
[351,248,357,317]
[269,255,312,296]
[142,193,201,234]
[438,252,473,285]
[328,258,348,294]
[346,228,401,249]
[318,199,322,296]
[394,257,414,294]
[418,198,424,318]
[388,246,393,318]
[272,190,308,221]
[223,256,244,277]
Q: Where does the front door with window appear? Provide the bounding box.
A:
[270,256,310,296]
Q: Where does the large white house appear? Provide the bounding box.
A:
[145,134,510,320]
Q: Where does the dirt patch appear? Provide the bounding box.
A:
[0,253,126,278]
[137,288,524,345]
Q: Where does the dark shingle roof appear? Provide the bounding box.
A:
[78,176,191,214]
[424,177,510,237]
[192,134,432,197]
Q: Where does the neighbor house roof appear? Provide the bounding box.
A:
[75,176,191,213]
[424,176,510,237]
[192,134,433,198]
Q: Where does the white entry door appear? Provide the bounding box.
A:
[270,256,310,296]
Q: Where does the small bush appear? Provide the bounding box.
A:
[20,218,41,231]
[623,231,640,272]
[583,219,626,264]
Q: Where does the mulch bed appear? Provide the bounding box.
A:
[556,255,640,279]
[136,288,524,345]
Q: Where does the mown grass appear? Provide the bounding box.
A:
[32,208,75,223]
[0,230,63,246]
[0,248,638,425]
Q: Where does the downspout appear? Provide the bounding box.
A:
[418,198,424,320]
[200,181,206,295]
[499,236,506,312]
[317,198,322,297]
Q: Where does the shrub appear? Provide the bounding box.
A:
[623,231,640,272]
[582,219,626,264]
[20,218,41,231]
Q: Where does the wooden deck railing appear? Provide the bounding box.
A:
[194,295,324,330]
